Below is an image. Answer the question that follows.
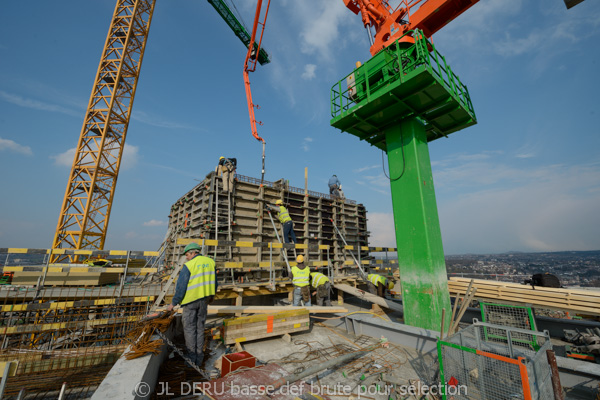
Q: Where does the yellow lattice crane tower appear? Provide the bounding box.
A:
[51,0,156,262]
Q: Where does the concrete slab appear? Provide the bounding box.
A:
[92,324,174,400]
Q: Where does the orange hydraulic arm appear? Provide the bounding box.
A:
[344,0,479,56]
[243,0,271,182]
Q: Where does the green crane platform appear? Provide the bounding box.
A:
[330,30,476,330]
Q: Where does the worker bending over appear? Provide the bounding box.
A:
[168,243,217,366]
[266,199,297,243]
[291,255,311,306]
[216,156,237,193]
[310,270,332,306]
[328,175,345,199]
[367,273,394,298]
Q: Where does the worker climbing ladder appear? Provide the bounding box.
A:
[266,210,292,276]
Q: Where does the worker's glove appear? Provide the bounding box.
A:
[208,296,215,305]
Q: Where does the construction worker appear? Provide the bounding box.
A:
[367,273,394,298]
[310,270,332,306]
[291,255,311,306]
[216,156,237,193]
[167,243,217,366]
[266,199,297,243]
[328,175,345,199]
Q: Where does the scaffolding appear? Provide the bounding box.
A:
[166,172,370,267]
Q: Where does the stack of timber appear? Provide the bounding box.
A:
[166,171,369,265]
[222,309,310,345]
[449,277,600,316]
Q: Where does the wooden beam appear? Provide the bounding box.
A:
[334,284,403,313]
[449,278,600,316]
[156,305,347,314]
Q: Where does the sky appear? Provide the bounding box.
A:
[1,0,599,255]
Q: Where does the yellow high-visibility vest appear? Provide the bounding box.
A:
[310,272,329,288]
[368,274,386,287]
[181,255,216,305]
[291,266,310,287]
[277,206,292,223]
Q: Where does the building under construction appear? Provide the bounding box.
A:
[1,0,599,398]
[165,171,369,273]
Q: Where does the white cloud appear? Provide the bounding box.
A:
[0,138,33,155]
[301,64,317,80]
[367,212,396,248]
[302,137,313,152]
[354,165,378,173]
[131,110,201,131]
[0,90,79,117]
[51,144,140,170]
[143,219,166,227]
[296,1,350,60]
[515,153,535,159]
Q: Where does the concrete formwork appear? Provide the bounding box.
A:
[166,172,369,266]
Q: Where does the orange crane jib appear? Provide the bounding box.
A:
[344,0,479,56]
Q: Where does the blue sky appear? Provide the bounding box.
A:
[1,0,599,255]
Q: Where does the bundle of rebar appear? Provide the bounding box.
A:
[124,310,175,360]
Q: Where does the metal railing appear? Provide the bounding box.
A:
[331,29,475,120]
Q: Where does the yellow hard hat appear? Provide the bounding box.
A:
[388,281,395,290]
[275,199,283,205]
[219,156,224,160]
[296,255,304,263]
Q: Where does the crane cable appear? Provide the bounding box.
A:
[381,129,406,182]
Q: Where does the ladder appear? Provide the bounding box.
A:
[266,210,292,276]
[150,261,184,312]
[330,218,367,280]
[212,173,235,260]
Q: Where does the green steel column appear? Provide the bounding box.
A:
[385,117,451,330]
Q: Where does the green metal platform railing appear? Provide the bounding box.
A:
[330,29,476,145]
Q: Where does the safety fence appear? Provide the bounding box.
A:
[438,321,553,400]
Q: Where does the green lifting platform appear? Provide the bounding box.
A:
[330,30,476,331]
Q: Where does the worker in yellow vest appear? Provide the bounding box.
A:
[291,255,311,306]
[310,271,332,306]
[367,273,394,297]
[266,199,297,243]
[167,243,217,366]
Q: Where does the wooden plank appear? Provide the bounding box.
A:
[223,311,311,344]
[449,285,600,308]
[225,320,310,340]
[156,305,347,314]
[334,283,403,313]
[224,314,309,336]
[448,279,600,316]
[448,281,600,305]
[223,309,308,326]
[450,278,600,298]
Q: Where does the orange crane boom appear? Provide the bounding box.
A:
[344,0,479,55]
[243,0,272,182]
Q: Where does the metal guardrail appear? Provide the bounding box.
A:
[235,173,357,205]
[331,29,475,120]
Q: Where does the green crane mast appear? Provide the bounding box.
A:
[333,0,480,331]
